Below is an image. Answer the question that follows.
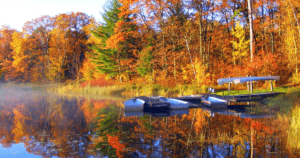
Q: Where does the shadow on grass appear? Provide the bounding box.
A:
[255,87,300,115]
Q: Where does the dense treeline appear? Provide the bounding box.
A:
[0,12,92,82]
[0,0,300,86]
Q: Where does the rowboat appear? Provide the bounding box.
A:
[158,97,192,109]
[136,96,171,111]
[124,98,145,111]
[201,96,227,107]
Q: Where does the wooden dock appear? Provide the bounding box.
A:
[201,92,284,103]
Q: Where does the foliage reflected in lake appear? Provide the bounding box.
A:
[0,93,299,157]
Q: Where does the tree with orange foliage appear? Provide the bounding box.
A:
[49,12,91,82]
[0,25,15,80]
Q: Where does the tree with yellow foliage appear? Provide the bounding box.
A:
[231,21,249,66]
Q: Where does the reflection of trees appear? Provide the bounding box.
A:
[3,95,297,157]
[0,96,117,157]
[90,104,124,157]
[0,104,15,147]
[116,108,299,157]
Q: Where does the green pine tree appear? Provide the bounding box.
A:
[89,0,140,82]
[89,0,121,78]
[137,36,154,77]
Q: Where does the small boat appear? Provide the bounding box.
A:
[174,95,203,104]
[201,96,227,107]
[136,96,171,111]
[124,98,145,111]
[158,97,192,109]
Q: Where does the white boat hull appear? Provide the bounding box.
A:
[159,97,190,109]
[124,98,145,111]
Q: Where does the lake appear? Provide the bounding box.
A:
[0,85,298,157]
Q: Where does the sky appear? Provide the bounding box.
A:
[0,0,107,31]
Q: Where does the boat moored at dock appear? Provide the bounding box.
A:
[124,98,145,111]
[135,96,171,111]
[201,96,228,107]
[158,97,195,109]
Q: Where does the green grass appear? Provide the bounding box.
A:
[214,86,289,96]
[54,83,210,98]
[288,105,300,150]
[254,87,300,115]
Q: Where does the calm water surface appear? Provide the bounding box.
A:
[0,85,299,157]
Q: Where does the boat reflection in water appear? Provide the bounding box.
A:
[124,102,270,119]
[124,109,189,117]
[119,103,297,158]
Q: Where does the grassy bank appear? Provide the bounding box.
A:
[259,88,300,152]
[52,84,128,97]
[214,85,290,96]
[53,82,212,98]
[254,87,300,115]
[54,80,295,98]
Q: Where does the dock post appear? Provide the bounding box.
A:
[150,92,152,108]
[257,81,258,93]
[181,88,183,99]
[247,75,250,91]
[228,76,231,93]
[271,81,273,91]
[250,75,253,93]
[270,75,273,91]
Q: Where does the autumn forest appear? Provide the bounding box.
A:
[0,0,299,86]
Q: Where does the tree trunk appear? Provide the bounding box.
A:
[288,0,300,37]
[248,0,254,62]
[118,52,122,82]
[288,0,300,73]
[199,13,203,59]
[185,35,196,78]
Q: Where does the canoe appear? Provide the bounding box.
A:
[217,76,280,85]
[124,98,145,111]
[159,97,190,109]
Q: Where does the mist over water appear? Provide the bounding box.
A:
[0,84,43,107]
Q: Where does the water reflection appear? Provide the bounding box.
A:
[125,109,189,117]
[0,92,299,157]
[0,92,120,157]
